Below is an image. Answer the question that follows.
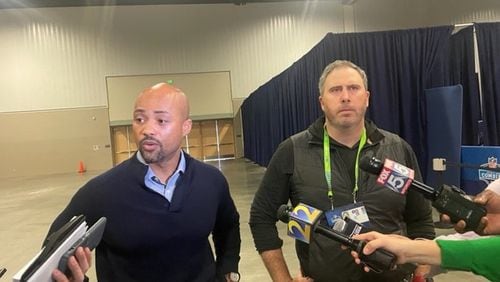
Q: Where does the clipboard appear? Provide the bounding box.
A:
[12,215,106,282]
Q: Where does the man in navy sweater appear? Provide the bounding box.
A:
[49,83,241,282]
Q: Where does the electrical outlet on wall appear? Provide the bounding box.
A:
[93,145,100,151]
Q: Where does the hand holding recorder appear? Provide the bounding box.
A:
[442,188,500,235]
[359,156,487,232]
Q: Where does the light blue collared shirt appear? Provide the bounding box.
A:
[137,150,186,202]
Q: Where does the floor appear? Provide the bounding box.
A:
[0,158,488,281]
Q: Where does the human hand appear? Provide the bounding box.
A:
[52,247,92,282]
[413,264,431,280]
[474,189,500,235]
[441,189,500,235]
[289,268,313,282]
[351,232,441,271]
[291,272,314,282]
[349,232,411,272]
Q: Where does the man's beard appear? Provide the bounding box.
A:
[139,137,165,164]
[141,148,166,164]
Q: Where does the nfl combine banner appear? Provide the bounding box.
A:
[461,146,500,195]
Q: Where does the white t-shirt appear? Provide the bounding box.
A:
[486,178,500,195]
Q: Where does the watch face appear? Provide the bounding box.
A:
[229,272,240,281]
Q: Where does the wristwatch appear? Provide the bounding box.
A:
[228,272,240,282]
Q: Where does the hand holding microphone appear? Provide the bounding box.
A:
[359,156,487,232]
[277,203,396,273]
[350,232,442,271]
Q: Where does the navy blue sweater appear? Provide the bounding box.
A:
[48,153,240,282]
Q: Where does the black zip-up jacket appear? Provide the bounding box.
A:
[249,117,435,282]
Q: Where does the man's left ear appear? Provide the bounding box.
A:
[183,119,192,136]
[366,91,370,107]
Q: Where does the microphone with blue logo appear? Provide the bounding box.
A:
[277,203,396,273]
[359,156,487,231]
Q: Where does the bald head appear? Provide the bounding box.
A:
[135,82,190,120]
[132,82,192,168]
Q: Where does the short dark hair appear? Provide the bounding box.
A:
[318,60,368,95]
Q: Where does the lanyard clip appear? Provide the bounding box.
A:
[328,191,334,210]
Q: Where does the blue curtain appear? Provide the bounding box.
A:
[448,26,482,145]
[242,26,453,173]
[476,22,500,145]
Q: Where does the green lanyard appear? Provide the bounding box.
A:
[323,126,367,210]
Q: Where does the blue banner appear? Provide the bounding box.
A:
[461,145,500,195]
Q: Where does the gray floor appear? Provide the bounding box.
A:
[0,158,488,281]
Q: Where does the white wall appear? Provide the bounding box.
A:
[1,1,500,114]
[2,0,500,177]
[424,0,500,26]
[352,0,429,31]
[352,0,500,32]
[0,2,346,113]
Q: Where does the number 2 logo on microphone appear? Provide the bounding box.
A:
[287,203,322,244]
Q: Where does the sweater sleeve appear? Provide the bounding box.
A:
[213,174,241,277]
[437,237,500,281]
[249,139,294,252]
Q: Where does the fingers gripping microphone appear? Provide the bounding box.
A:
[360,156,487,231]
[277,203,396,273]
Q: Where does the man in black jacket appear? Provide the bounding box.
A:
[249,60,435,282]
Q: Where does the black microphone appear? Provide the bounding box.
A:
[277,203,396,273]
[360,156,487,231]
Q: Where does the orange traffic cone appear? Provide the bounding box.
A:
[78,161,86,174]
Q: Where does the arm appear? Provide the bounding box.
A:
[249,140,295,280]
[261,249,294,282]
[212,175,241,279]
[352,232,442,266]
[437,236,500,281]
[354,232,500,281]
[259,249,313,282]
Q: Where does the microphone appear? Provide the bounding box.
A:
[277,203,396,273]
[360,156,487,231]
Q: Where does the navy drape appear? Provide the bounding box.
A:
[448,26,482,145]
[242,26,453,175]
[476,22,500,145]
